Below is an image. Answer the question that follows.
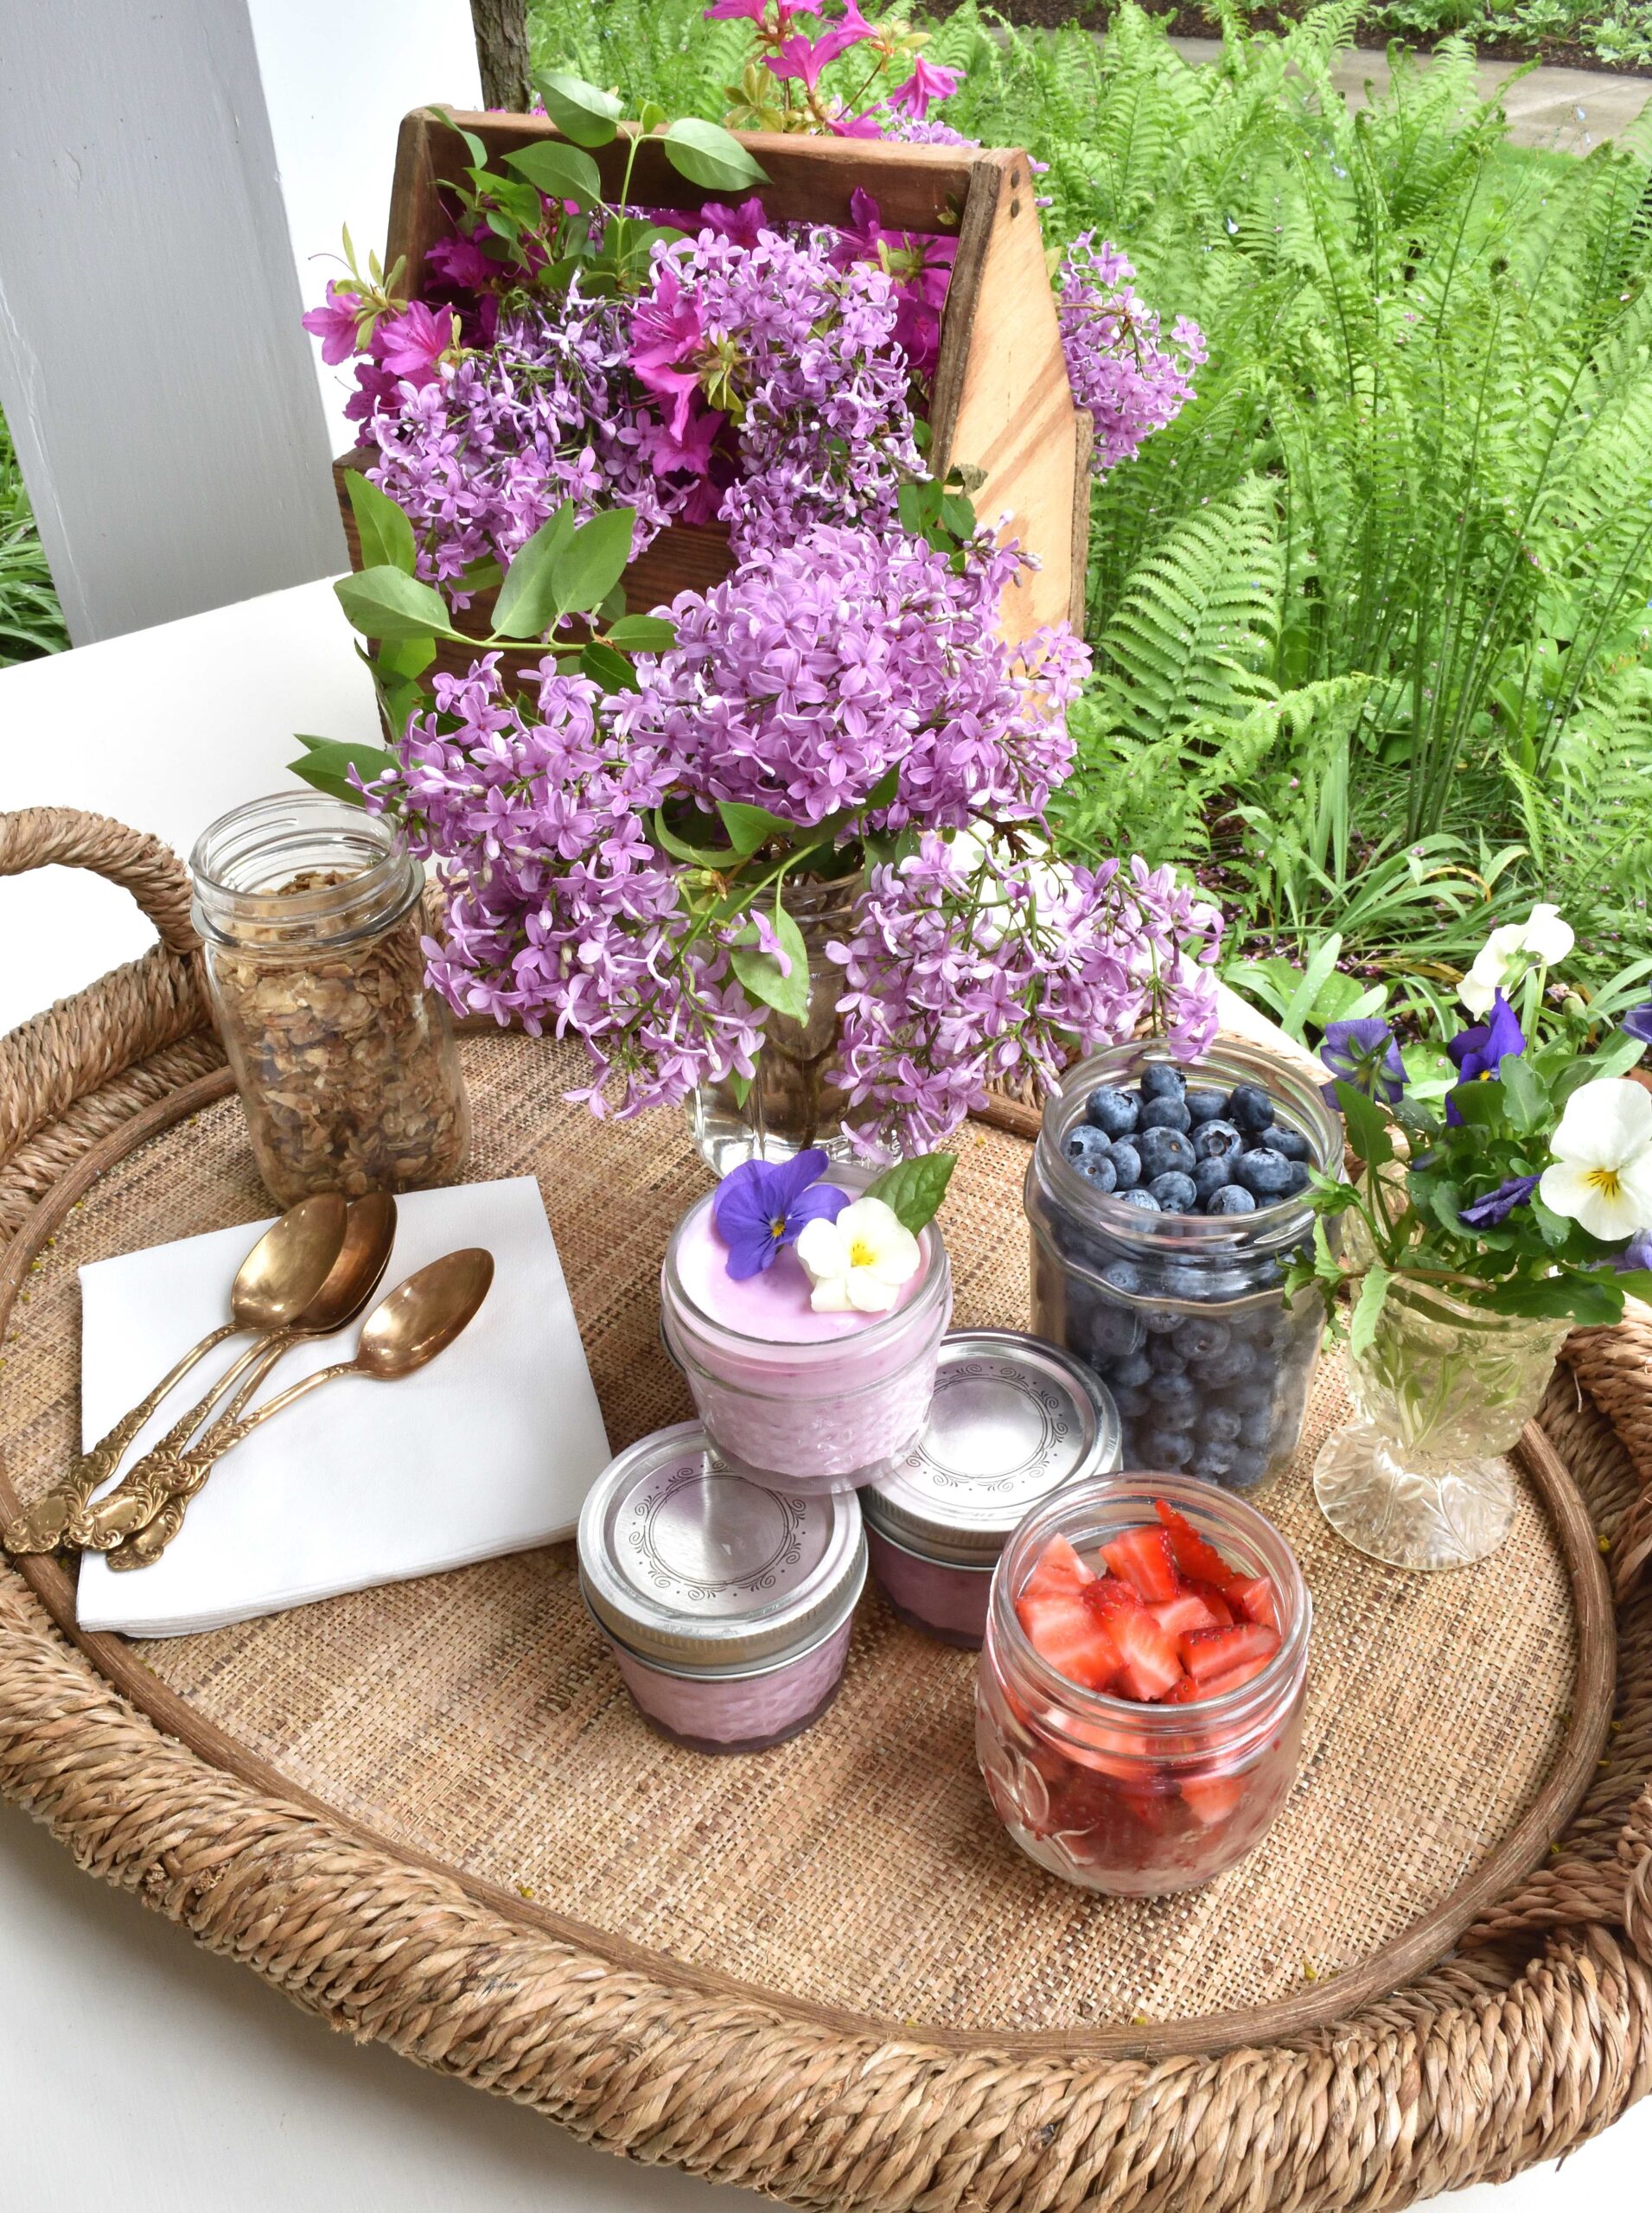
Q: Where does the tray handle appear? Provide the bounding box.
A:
[0,808,212,1177]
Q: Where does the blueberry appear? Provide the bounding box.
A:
[1085,1307,1145,1360]
[1146,1336,1188,1374]
[1206,1184,1257,1215]
[1192,1119,1243,1162]
[1100,1261,1143,1298]
[1175,1317,1232,1362]
[1192,1157,1231,1206]
[1225,1449,1268,1491]
[1085,1086,1139,1138]
[1139,1096,1192,1134]
[1269,1124,1312,1162]
[1184,1087,1228,1126]
[1281,1162,1311,1196]
[1063,1123,1108,1168]
[1199,1440,1240,1481]
[1138,1126,1196,1179]
[1234,1148,1297,1202]
[1079,1152,1118,1193]
[1238,1407,1274,1450]
[1150,1170,1198,1213]
[1190,1345,1253,1388]
[1141,1304,1184,1336]
[1199,1405,1243,1445]
[1110,1351,1153,1389]
[1139,1427,1196,1469]
[1140,1064,1187,1102]
[1112,1386,1151,1420]
[1162,1265,1208,1302]
[1119,1189,1161,1211]
[1226,1083,1276,1136]
[1108,1140,1142,1190]
[1150,1371,1199,1419]
[1225,1379,1272,1414]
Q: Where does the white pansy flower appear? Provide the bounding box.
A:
[1538,1077,1652,1240]
[1459,903,1576,1015]
[794,1196,922,1313]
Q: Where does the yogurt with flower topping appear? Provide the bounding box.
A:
[660,1158,953,1490]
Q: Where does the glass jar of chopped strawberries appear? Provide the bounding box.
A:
[976,1476,1310,1894]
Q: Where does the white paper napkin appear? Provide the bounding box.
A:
[75,1177,610,1637]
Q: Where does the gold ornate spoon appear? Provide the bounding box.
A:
[107,1247,494,1572]
[3,1194,348,1557]
[78,1193,398,1551]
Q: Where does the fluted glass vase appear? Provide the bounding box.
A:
[686,877,862,1176]
[1312,1275,1568,1571]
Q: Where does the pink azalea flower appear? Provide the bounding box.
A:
[628,264,705,440]
[828,111,885,139]
[705,0,780,20]
[374,303,458,382]
[885,56,961,119]
[698,196,770,250]
[767,7,870,93]
[425,229,498,293]
[302,282,363,367]
[650,397,724,479]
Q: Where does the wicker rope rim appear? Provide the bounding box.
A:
[2,808,1650,2210]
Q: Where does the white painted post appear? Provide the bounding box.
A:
[0,0,482,650]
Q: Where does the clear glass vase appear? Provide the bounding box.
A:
[687,876,863,1176]
[1312,1274,1568,1571]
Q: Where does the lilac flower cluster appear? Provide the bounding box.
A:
[830,839,1225,1152]
[366,288,688,592]
[1057,233,1209,475]
[615,524,1089,829]
[637,225,924,556]
[372,655,762,1116]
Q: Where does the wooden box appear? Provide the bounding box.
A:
[332,107,1089,663]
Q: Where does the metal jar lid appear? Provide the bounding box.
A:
[861,1330,1119,1567]
[577,1420,866,1673]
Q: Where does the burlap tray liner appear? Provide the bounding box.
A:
[0,1033,1578,2031]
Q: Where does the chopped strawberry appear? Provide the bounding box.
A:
[1110,1607,1183,1701]
[1153,1498,1234,1585]
[1183,1578,1235,1627]
[1081,1573,1144,1619]
[1179,1622,1280,1684]
[1101,1525,1180,1604]
[1017,1589,1119,1691]
[1159,1674,1210,1705]
[1197,1655,1276,1697]
[1226,1575,1279,1632]
[1020,1531,1095,1604]
[1180,1775,1244,1827]
[1150,1591,1221,1640]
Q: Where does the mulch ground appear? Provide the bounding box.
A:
[964,1,1652,79]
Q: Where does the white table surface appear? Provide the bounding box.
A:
[0,583,1647,2210]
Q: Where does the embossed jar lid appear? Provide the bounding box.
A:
[861,1331,1120,1567]
[577,1421,866,1673]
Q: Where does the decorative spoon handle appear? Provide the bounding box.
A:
[2,1323,239,1556]
[106,1359,358,1572]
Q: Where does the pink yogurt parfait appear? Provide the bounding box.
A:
[577,1421,867,1754]
[660,1162,953,1494]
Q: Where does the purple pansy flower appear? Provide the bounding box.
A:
[1621,1001,1652,1048]
[1458,1174,1540,1230]
[713,1147,851,1278]
[1319,1017,1406,1105]
[1445,990,1525,1125]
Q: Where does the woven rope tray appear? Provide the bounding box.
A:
[2,809,1651,2211]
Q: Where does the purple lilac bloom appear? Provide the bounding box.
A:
[1622,1001,1652,1047]
[1458,1175,1540,1230]
[1056,235,1206,475]
[1445,990,1525,1126]
[616,523,1092,832]
[828,839,1223,1154]
[1319,1018,1406,1105]
[713,1147,851,1276]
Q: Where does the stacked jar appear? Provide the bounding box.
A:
[1025,1042,1339,1494]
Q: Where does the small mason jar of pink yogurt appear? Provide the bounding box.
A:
[660,1158,953,1493]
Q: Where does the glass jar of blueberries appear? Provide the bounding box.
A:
[1025,1042,1342,1495]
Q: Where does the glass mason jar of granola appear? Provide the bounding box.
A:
[191,793,469,1205]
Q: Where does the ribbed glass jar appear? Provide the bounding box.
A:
[977,1471,1311,1894]
[1025,1040,1340,1495]
[191,793,468,1205]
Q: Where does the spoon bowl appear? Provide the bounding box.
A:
[233,1193,349,1329]
[357,1248,494,1379]
[302,1193,398,1334]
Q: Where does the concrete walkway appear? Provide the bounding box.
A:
[1169,35,1651,151]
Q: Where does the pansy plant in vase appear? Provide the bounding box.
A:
[663,1145,956,1491]
[1292,907,1652,1571]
